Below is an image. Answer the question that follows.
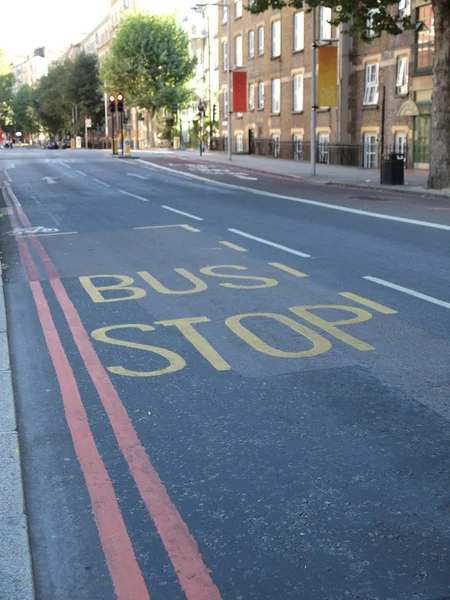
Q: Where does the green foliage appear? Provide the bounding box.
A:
[35,51,104,136]
[248,0,414,41]
[100,13,197,114]
[0,47,14,128]
[11,85,39,135]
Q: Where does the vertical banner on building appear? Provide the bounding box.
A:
[232,71,247,113]
[318,46,338,107]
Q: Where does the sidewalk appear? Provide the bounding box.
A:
[179,150,450,198]
[0,251,35,599]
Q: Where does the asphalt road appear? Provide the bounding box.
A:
[1,147,450,600]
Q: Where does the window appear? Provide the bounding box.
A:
[236,135,244,152]
[222,41,228,70]
[293,74,304,112]
[248,82,255,110]
[415,5,435,73]
[222,4,228,23]
[257,26,264,55]
[235,0,242,18]
[293,12,304,52]
[363,63,379,105]
[363,133,378,168]
[257,81,265,109]
[271,134,280,158]
[272,78,280,113]
[318,133,329,163]
[235,35,243,67]
[248,30,255,59]
[398,0,410,17]
[319,7,332,40]
[396,56,408,94]
[366,8,378,37]
[123,0,129,8]
[293,134,303,160]
[272,21,281,57]
[223,90,228,118]
[248,0,254,6]
[394,132,407,157]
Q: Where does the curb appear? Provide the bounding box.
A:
[187,154,450,200]
[0,248,35,599]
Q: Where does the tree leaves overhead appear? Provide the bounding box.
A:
[11,85,38,135]
[248,0,414,41]
[100,13,197,113]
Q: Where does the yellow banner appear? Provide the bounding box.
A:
[318,46,338,107]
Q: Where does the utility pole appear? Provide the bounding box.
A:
[311,7,317,176]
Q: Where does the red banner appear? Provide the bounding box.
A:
[232,71,247,113]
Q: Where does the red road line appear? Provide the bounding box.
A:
[30,280,151,600]
[6,182,223,600]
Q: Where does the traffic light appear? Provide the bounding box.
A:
[117,92,124,113]
[109,94,116,113]
[213,103,217,121]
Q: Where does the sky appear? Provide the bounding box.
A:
[2,0,111,59]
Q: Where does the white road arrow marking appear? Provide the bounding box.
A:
[41,176,56,184]
[127,172,147,180]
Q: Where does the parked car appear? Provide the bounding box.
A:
[47,141,59,150]
[62,138,71,149]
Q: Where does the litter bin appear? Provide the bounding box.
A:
[380,152,404,185]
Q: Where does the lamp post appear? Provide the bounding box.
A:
[194,2,232,161]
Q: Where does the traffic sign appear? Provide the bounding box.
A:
[85,118,92,128]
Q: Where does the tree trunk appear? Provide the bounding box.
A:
[428,0,450,189]
[150,107,156,147]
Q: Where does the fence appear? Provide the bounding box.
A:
[209,137,409,169]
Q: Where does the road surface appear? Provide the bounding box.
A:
[1,147,450,600]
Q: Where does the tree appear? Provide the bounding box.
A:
[66,51,104,129]
[35,63,72,137]
[0,47,14,133]
[249,0,450,190]
[101,13,196,145]
[12,85,39,137]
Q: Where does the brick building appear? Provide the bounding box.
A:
[218,0,434,169]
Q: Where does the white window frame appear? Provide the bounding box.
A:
[223,89,228,118]
[396,56,408,95]
[272,134,281,158]
[235,35,243,67]
[236,134,244,153]
[293,12,304,52]
[363,63,379,105]
[235,0,242,18]
[248,82,255,110]
[398,0,410,17]
[293,74,304,112]
[222,4,228,23]
[363,133,378,168]
[257,26,264,55]
[318,133,330,164]
[271,21,281,58]
[394,132,407,157]
[248,30,255,59]
[222,41,228,71]
[293,134,303,161]
[319,7,332,40]
[271,78,280,114]
[366,8,379,37]
[257,81,265,109]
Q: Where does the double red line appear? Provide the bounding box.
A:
[2,182,222,600]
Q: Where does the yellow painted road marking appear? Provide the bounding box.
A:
[219,241,248,252]
[133,224,200,232]
[138,269,207,295]
[269,262,308,278]
[80,275,147,303]
[199,265,277,289]
[339,292,397,314]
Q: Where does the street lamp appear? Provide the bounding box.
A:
[194,2,232,161]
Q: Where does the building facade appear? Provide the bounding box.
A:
[218,0,434,169]
[11,47,58,93]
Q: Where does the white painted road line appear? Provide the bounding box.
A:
[228,228,311,258]
[127,172,147,180]
[119,190,149,202]
[161,205,203,221]
[364,276,450,309]
[59,161,71,169]
[76,170,87,177]
[139,159,450,232]
[94,178,111,187]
